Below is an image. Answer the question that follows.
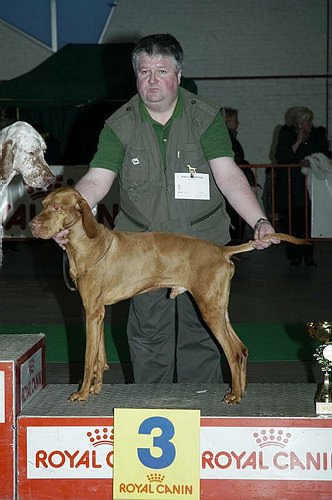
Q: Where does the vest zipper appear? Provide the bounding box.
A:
[121,208,149,230]
[190,202,223,226]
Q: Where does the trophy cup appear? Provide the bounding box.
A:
[306,321,332,415]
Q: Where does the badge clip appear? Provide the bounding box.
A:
[187,164,197,178]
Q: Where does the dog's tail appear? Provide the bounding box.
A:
[223,233,309,258]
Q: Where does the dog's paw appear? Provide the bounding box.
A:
[223,391,242,405]
[68,391,89,402]
[89,382,103,395]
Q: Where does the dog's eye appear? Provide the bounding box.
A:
[52,205,61,212]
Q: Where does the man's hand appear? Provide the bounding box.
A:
[253,219,280,249]
[53,229,69,250]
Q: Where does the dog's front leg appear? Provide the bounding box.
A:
[69,305,106,402]
[89,322,109,395]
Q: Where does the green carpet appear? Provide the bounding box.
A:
[0,323,317,363]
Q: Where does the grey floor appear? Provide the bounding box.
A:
[0,236,331,385]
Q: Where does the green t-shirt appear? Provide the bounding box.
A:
[90,91,233,173]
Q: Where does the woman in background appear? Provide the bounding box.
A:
[275,106,330,266]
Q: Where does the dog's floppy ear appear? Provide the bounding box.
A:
[0,140,14,183]
[77,196,98,238]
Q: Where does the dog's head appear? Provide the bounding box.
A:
[0,121,55,188]
[29,187,98,239]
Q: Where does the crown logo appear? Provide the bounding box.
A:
[86,427,114,447]
[147,473,165,483]
[253,429,291,448]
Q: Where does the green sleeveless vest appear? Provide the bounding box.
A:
[106,88,230,245]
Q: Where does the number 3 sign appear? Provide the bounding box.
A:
[113,408,200,500]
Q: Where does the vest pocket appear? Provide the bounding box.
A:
[189,203,230,245]
[183,143,206,168]
[190,202,223,226]
[114,209,149,232]
[121,148,149,185]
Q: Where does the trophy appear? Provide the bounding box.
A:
[306,321,332,415]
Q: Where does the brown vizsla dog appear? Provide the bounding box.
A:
[30,187,306,404]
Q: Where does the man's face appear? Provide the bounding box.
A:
[136,54,181,109]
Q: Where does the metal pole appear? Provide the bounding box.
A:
[50,0,58,52]
[98,1,118,43]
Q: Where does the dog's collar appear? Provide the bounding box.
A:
[71,239,114,285]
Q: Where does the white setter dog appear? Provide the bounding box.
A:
[0,121,55,264]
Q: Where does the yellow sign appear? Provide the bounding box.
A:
[113,408,200,499]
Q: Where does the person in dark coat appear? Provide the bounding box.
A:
[275,106,330,265]
[224,107,256,242]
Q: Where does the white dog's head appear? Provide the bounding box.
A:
[0,121,55,189]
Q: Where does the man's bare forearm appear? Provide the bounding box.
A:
[75,168,117,208]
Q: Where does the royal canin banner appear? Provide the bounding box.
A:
[201,425,332,481]
[27,425,114,479]
[24,420,332,482]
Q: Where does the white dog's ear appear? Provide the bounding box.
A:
[39,134,47,150]
[0,139,14,183]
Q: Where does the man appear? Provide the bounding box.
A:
[56,34,277,384]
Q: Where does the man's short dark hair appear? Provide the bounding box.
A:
[132,34,184,75]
